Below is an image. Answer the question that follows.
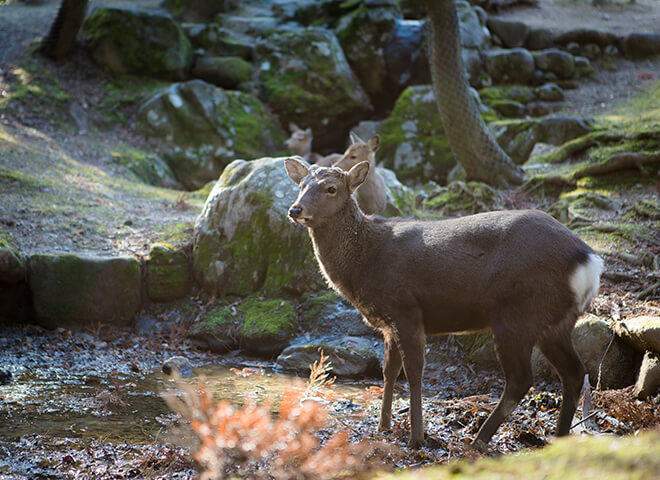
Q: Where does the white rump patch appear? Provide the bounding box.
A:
[569,253,604,313]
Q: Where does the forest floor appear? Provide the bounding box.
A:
[0,0,659,479]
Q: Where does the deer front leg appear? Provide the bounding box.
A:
[378,332,402,431]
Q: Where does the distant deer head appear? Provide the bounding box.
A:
[334,132,380,171]
[284,123,313,157]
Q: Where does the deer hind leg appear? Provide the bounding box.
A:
[395,315,426,449]
[378,332,402,431]
[474,323,535,448]
[536,318,587,436]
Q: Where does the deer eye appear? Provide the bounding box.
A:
[327,186,336,194]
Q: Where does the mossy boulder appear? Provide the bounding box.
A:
[334,0,400,105]
[137,80,286,189]
[237,297,297,356]
[255,27,372,151]
[533,49,576,80]
[191,56,253,90]
[82,8,193,80]
[276,335,383,377]
[187,296,297,356]
[28,253,142,328]
[614,316,660,354]
[187,303,237,353]
[109,146,177,187]
[193,157,324,298]
[146,243,192,303]
[378,85,454,184]
[532,315,640,389]
[0,241,25,284]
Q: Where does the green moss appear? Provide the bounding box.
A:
[109,145,176,186]
[191,305,233,335]
[378,430,660,479]
[238,297,296,338]
[422,181,505,215]
[478,85,535,105]
[379,86,455,183]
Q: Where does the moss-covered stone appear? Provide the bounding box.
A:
[82,8,193,80]
[137,80,286,189]
[379,86,455,184]
[237,297,297,356]
[255,27,372,151]
[28,253,142,328]
[191,56,253,90]
[146,243,192,303]
[193,157,324,298]
[109,145,177,187]
[187,304,237,353]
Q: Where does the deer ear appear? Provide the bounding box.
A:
[347,161,370,193]
[349,132,364,145]
[289,122,300,132]
[368,134,380,153]
[284,157,310,185]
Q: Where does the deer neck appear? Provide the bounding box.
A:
[308,201,371,295]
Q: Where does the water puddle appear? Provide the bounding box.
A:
[0,358,381,477]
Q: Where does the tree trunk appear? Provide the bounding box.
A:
[40,0,89,59]
[422,0,524,187]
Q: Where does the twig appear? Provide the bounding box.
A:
[570,411,598,431]
[596,332,615,391]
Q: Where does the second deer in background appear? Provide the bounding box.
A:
[334,132,387,215]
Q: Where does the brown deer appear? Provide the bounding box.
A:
[284,123,341,167]
[334,132,387,215]
[284,158,603,450]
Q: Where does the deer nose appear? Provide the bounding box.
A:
[288,206,303,219]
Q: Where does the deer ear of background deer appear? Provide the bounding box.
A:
[284,158,310,185]
[349,132,364,145]
[368,134,380,153]
[347,161,370,193]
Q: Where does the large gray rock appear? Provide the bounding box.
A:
[456,0,490,51]
[184,24,253,59]
[487,18,529,48]
[137,80,285,189]
[532,315,639,389]
[191,56,253,90]
[620,33,660,58]
[335,0,400,105]
[554,29,617,48]
[28,254,142,328]
[483,48,535,85]
[192,157,324,297]
[276,335,383,377]
[82,8,192,80]
[378,85,455,184]
[255,27,372,151]
[534,49,575,80]
[614,316,660,354]
[633,352,660,399]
